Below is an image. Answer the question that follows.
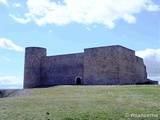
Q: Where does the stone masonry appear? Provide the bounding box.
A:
[24,45,156,88]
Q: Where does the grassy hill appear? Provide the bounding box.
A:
[0,85,160,120]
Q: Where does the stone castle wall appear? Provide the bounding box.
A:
[118,46,136,84]
[83,46,148,85]
[24,47,46,88]
[135,56,147,83]
[40,53,84,87]
[24,45,149,88]
[84,46,120,85]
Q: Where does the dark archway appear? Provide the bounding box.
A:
[76,77,82,85]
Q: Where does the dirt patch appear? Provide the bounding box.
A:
[0,89,30,98]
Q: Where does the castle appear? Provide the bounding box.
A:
[24,45,157,88]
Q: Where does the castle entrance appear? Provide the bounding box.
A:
[76,77,82,85]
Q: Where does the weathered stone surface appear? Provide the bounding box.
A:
[40,53,84,86]
[0,89,30,98]
[24,47,46,88]
[24,45,154,88]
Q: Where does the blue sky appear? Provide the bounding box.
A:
[0,0,160,89]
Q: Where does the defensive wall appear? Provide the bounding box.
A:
[24,45,156,88]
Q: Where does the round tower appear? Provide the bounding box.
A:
[24,47,46,88]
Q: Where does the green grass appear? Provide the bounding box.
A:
[0,85,160,120]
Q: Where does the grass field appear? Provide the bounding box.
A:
[0,85,160,120]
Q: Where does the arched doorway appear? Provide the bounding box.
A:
[76,77,82,85]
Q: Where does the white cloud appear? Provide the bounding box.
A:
[0,76,23,89]
[9,0,160,28]
[0,0,8,6]
[0,38,24,51]
[9,14,31,24]
[136,48,160,83]
[144,0,160,11]
[122,14,136,23]
[1,56,10,61]
[13,3,23,8]
[86,25,98,31]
